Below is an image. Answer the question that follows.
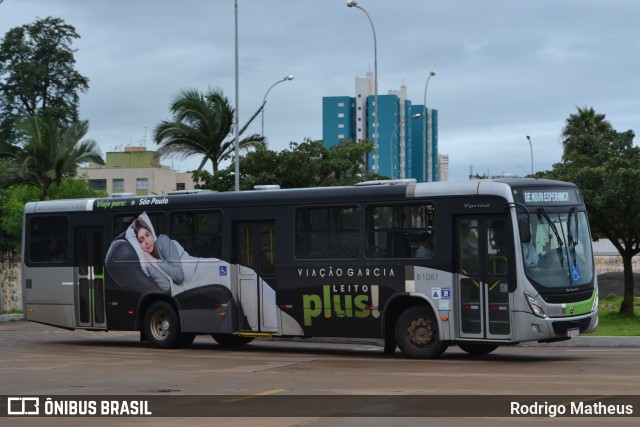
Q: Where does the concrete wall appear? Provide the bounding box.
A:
[0,251,22,313]
[595,256,640,275]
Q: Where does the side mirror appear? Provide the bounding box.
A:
[518,216,531,243]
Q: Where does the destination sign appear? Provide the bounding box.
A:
[520,188,579,206]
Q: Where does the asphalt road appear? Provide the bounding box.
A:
[1,320,639,427]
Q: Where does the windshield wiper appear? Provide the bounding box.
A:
[537,207,565,268]
[567,208,578,267]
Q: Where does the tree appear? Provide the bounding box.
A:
[561,106,612,161]
[194,139,384,191]
[153,88,264,174]
[0,116,104,200]
[0,17,89,143]
[0,179,104,251]
[549,107,640,316]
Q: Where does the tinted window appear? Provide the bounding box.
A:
[295,206,359,259]
[113,213,166,238]
[171,211,223,258]
[366,203,435,258]
[28,216,69,263]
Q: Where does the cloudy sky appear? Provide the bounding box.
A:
[2,0,639,181]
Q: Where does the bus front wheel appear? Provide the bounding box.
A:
[144,301,181,349]
[395,305,448,359]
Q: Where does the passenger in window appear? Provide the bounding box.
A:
[461,222,479,259]
[460,222,480,273]
[491,225,506,254]
[45,240,66,262]
[414,230,434,258]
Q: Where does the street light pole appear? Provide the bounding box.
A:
[390,113,421,179]
[422,70,436,182]
[526,135,533,176]
[261,75,294,139]
[234,0,240,191]
[347,1,378,173]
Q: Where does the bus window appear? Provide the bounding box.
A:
[459,219,479,274]
[28,216,69,264]
[488,219,508,275]
[366,203,435,258]
[170,211,223,258]
[295,206,359,259]
[114,213,166,238]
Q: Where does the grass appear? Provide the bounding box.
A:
[0,310,23,315]
[587,295,640,336]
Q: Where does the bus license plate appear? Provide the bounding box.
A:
[567,328,580,337]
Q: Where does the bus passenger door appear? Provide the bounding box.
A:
[456,217,512,340]
[75,227,107,329]
[234,221,279,333]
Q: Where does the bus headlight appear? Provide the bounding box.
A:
[525,292,547,318]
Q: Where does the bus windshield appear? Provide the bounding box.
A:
[520,209,594,289]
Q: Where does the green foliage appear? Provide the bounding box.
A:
[195,139,384,191]
[0,116,104,199]
[0,179,104,251]
[0,17,89,143]
[153,88,265,174]
[547,107,640,316]
[0,185,39,250]
[588,295,640,336]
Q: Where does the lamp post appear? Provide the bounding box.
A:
[347,1,378,173]
[422,70,436,182]
[525,135,533,176]
[390,113,421,179]
[234,0,240,191]
[261,75,294,139]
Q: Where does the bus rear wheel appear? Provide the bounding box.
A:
[395,305,448,359]
[458,343,499,355]
[144,301,181,349]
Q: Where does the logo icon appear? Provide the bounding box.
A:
[219,266,227,276]
[7,397,40,415]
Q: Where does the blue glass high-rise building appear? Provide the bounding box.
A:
[322,72,439,181]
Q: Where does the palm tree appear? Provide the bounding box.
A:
[0,116,104,199]
[153,88,265,174]
[561,106,612,161]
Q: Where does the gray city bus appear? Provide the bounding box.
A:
[21,178,598,358]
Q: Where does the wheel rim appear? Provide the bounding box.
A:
[407,317,435,348]
[150,311,171,341]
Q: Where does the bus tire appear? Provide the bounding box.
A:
[458,343,498,355]
[176,333,196,348]
[144,301,181,349]
[395,305,447,359]
[211,334,254,347]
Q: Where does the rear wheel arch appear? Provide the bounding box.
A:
[382,294,443,354]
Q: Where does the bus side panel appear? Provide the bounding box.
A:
[23,266,75,329]
[276,265,401,339]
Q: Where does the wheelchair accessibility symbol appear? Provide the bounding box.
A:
[219,266,228,276]
[570,264,581,283]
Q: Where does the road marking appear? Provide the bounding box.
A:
[222,389,286,403]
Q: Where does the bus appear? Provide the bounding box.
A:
[21,178,598,358]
